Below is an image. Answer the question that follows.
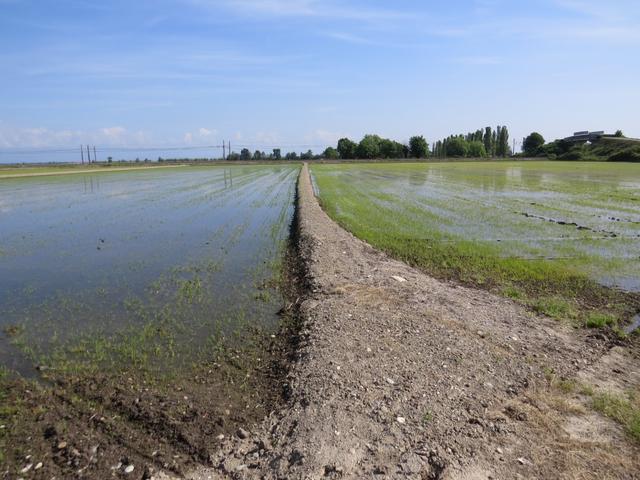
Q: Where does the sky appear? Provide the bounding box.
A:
[1,0,639,162]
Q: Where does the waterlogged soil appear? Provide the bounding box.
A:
[312,161,640,292]
[0,165,300,479]
[0,165,297,374]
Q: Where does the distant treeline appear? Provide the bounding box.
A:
[322,128,512,160]
[101,127,638,164]
[231,135,428,161]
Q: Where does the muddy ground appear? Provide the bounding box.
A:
[0,236,305,480]
[0,333,296,480]
[3,164,639,479]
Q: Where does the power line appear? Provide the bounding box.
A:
[0,142,329,155]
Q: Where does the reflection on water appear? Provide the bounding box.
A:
[322,161,640,292]
[0,165,298,375]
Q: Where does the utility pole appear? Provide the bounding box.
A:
[86,145,91,164]
[93,146,97,163]
[228,141,231,158]
[80,145,84,164]
[223,141,226,160]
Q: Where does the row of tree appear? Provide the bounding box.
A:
[330,134,430,160]
[225,127,513,161]
[431,126,511,158]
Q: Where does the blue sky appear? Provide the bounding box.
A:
[1,0,639,160]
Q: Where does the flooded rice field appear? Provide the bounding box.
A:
[0,165,298,376]
[312,161,640,292]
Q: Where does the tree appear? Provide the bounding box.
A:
[614,130,625,137]
[300,150,313,160]
[496,125,510,157]
[323,147,339,159]
[337,138,357,159]
[468,141,487,157]
[107,156,113,163]
[356,134,382,159]
[253,150,262,160]
[409,135,429,158]
[240,148,251,160]
[285,151,298,160]
[379,138,404,159]
[522,132,545,156]
[491,130,497,156]
[483,127,492,155]
[273,148,281,160]
[446,136,469,157]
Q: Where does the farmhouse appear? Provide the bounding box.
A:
[563,130,605,143]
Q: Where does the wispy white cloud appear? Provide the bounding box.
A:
[193,0,409,22]
[184,127,218,144]
[323,31,376,45]
[321,30,434,49]
[552,0,640,21]
[0,124,150,148]
[303,129,344,145]
[454,56,503,66]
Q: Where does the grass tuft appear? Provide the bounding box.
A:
[532,297,575,320]
[592,392,640,443]
[585,312,618,329]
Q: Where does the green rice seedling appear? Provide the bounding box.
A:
[311,162,639,326]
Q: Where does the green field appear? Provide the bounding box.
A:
[311,161,640,328]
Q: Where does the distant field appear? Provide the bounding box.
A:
[311,161,640,326]
[0,163,188,178]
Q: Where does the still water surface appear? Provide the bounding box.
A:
[0,165,298,375]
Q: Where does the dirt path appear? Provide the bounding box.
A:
[184,164,639,479]
[0,164,188,179]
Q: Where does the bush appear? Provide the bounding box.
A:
[560,150,584,160]
[608,147,640,162]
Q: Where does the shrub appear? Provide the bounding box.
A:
[608,147,640,162]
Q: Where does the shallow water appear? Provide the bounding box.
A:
[0,165,298,375]
[313,161,640,292]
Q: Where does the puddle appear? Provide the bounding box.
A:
[624,314,640,335]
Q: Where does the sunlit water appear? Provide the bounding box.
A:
[0,165,298,375]
[314,162,640,292]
